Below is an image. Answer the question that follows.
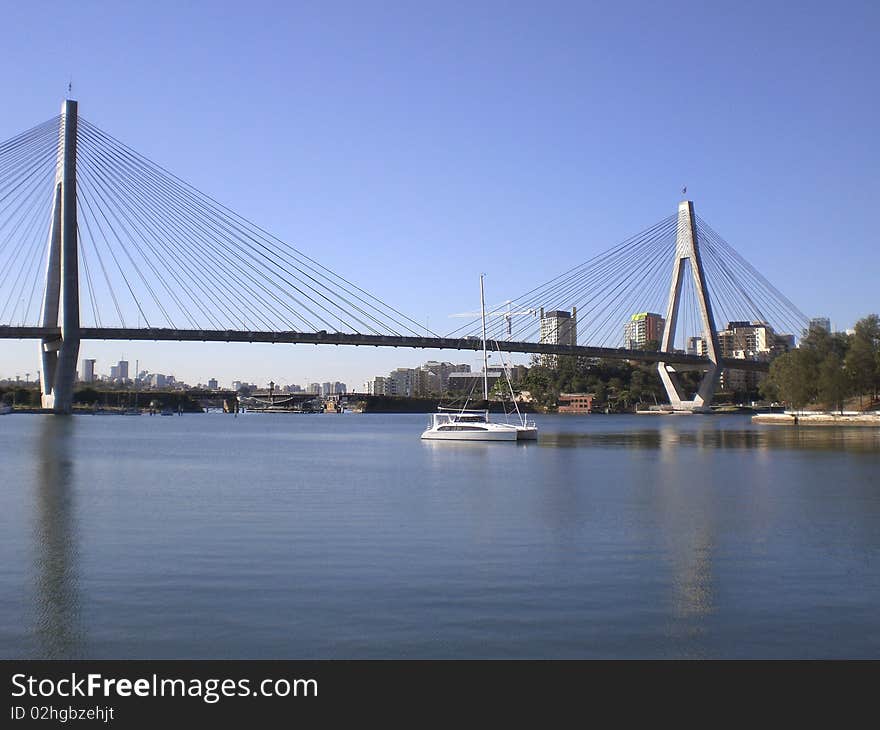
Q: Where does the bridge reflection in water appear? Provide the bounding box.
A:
[33,417,83,658]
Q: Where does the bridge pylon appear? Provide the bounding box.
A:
[657,200,721,412]
[39,99,80,414]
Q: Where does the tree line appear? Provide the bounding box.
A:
[761,314,880,412]
[508,356,674,411]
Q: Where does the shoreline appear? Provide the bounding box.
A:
[752,413,880,427]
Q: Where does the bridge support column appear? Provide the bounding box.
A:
[39,99,80,414]
[657,200,720,412]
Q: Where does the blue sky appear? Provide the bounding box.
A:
[1,0,877,387]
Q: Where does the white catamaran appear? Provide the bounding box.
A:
[421,275,537,442]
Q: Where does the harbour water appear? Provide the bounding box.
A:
[1,413,878,659]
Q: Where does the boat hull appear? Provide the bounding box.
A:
[421,428,517,441]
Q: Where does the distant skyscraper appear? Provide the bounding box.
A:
[81,358,96,383]
[110,365,119,380]
[624,312,665,350]
[810,317,831,333]
[686,336,707,356]
[117,360,129,381]
[539,308,577,367]
[207,378,218,390]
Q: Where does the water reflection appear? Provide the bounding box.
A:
[650,456,717,655]
[540,424,880,453]
[668,523,715,638]
[33,417,83,658]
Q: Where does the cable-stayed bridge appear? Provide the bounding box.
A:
[0,100,807,412]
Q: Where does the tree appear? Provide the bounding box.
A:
[759,375,779,403]
[818,352,849,413]
[489,376,512,401]
[845,314,879,402]
[765,349,817,412]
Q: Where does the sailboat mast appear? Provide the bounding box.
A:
[480,273,489,402]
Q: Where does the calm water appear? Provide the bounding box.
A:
[1,412,878,659]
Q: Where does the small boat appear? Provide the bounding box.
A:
[160,408,174,416]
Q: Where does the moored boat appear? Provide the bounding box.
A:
[420,274,538,442]
[421,409,518,441]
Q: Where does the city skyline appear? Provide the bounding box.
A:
[1,2,877,387]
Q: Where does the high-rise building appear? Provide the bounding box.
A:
[207,378,218,390]
[446,369,505,394]
[366,376,391,396]
[81,358,96,383]
[117,360,129,381]
[716,321,792,393]
[809,317,831,333]
[686,336,707,356]
[539,308,577,367]
[623,312,665,350]
[421,361,470,392]
[388,368,416,397]
[110,365,119,380]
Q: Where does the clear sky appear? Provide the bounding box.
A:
[1,0,877,388]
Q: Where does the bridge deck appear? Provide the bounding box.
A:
[0,326,769,372]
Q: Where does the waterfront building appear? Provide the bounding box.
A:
[420,361,471,391]
[624,312,665,350]
[388,368,416,397]
[81,358,96,383]
[364,361,474,398]
[414,367,441,396]
[366,376,391,396]
[150,373,167,388]
[539,307,577,367]
[446,369,504,395]
[557,393,594,414]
